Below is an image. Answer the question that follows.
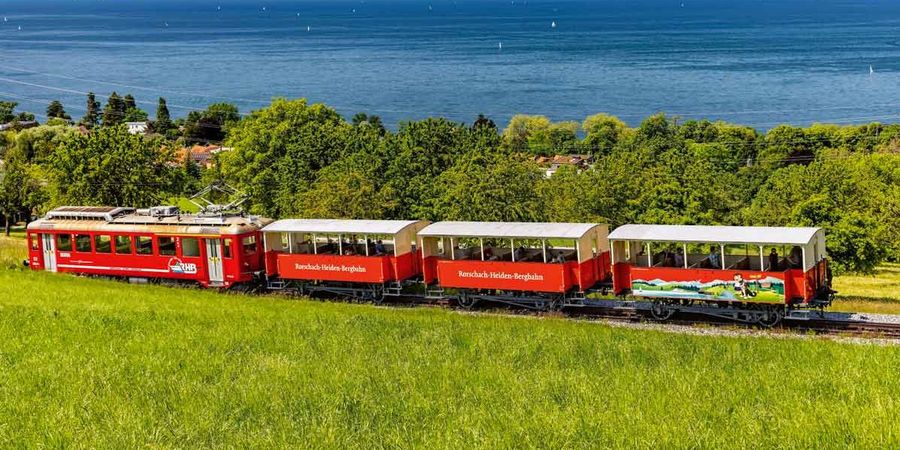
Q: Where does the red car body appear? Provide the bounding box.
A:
[27,207,271,288]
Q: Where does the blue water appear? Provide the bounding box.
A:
[2,0,900,128]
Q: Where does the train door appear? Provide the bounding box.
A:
[813,241,821,289]
[41,234,57,272]
[206,238,224,285]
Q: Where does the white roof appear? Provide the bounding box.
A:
[262,219,423,235]
[608,224,821,246]
[418,221,602,239]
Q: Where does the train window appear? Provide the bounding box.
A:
[75,235,92,253]
[136,236,153,255]
[115,236,133,254]
[242,236,257,254]
[158,237,176,256]
[182,238,200,257]
[223,238,233,258]
[57,234,73,252]
[31,236,39,251]
[95,235,112,253]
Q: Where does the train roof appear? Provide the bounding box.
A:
[607,224,822,246]
[28,206,270,235]
[262,219,425,235]
[418,221,605,240]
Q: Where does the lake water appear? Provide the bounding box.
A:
[2,0,900,129]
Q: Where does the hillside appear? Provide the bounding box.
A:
[0,270,898,448]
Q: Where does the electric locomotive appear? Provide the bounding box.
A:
[26,206,271,288]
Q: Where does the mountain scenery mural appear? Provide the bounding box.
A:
[632,275,786,303]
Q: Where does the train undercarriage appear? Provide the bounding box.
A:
[264,277,835,328]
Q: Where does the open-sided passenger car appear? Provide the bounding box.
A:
[417,221,611,309]
[607,224,832,325]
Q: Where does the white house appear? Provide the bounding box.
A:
[125,121,149,135]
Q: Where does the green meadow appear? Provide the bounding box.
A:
[831,263,900,315]
[0,269,899,448]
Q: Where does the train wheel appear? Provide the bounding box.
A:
[457,292,478,310]
[757,307,784,328]
[649,301,675,321]
[552,296,566,312]
[370,285,385,305]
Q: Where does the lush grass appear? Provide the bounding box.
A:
[0,234,27,270]
[1,270,899,448]
[831,263,900,315]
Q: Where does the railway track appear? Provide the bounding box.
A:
[381,298,900,340]
[104,275,900,340]
[576,308,900,339]
[785,318,900,339]
[342,291,900,340]
[562,304,900,339]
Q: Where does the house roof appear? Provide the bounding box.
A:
[607,224,822,246]
[262,219,425,235]
[418,221,603,239]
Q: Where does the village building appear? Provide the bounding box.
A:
[0,120,39,132]
[533,154,595,177]
[125,121,149,135]
[175,144,232,169]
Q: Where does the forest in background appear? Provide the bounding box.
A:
[1,96,898,273]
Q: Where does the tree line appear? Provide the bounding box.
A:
[1,96,898,273]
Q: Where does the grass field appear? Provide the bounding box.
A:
[1,270,899,448]
[831,263,900,314]
[0,233,27,270]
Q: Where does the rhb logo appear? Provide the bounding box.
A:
[168,258,198,274]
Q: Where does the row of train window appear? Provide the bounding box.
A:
[45,234,257,258]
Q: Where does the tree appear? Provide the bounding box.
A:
[155,97,172,132]
[634,113,679,155]
[501,115,581,154]
[744,151,899,273]
[473,114,496,130]
[0,101,16,123]
[502,114,551,152]
[537,165,608,223]
[380,118,490,219]
[123,107,149,122]
[427,151,546,222]
[10,124,76,163]
[47,126,181,207]
[582,113,628,156]
[14,111,35,122]
[759,125,815,168]
[102,92,126,127]
[46,100,70,120]
[298,151,395,219]
[183,103,240,143]
[81,92,101,128]
[0,146,44,235]
[123,94,137,111]
[351,112,386,136]
[222,98,351,216]
[527,121,580,154]
[0,102,33,124]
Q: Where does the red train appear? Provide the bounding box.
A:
[27,206,270,288]
[27,206,833,326]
